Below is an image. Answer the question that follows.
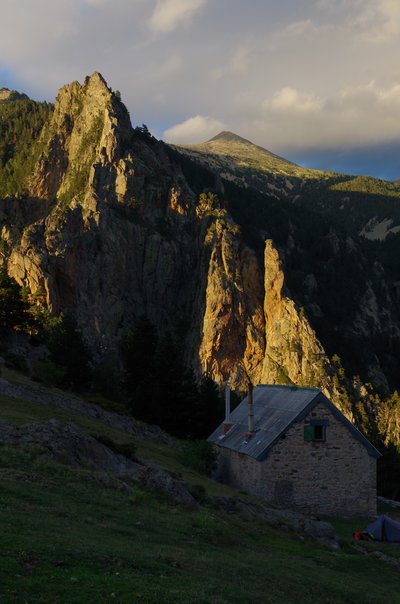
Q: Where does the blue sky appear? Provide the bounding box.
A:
[1,0,400,179]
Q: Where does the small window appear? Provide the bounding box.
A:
[304,424,326,442]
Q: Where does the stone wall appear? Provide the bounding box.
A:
[215,401,377,517]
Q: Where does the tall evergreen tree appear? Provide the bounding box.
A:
[121,316,158,394]
[121,318,224,438]
[0,268,30,335]
[43,311,91,390]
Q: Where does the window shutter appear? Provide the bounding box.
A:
[304,425,315,441]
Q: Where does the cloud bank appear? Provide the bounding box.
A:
[149,0,207,34]
[164,115,225,143]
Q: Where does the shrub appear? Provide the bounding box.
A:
[41,311,91,390]
[0,269,31,335]
[4,352,29,373]
[32,359,66,386]
[181,440,218,476]
[91,355,124,402]
[94,434,137,460]
[188,483,208,504]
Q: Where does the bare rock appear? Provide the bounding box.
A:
[262,240,330,388]
[134,465,199,509]
[199,218,265,388]
[0,419,139,476]
[213,495,339,550]
[0,377,178,447]
[0,418,197,508]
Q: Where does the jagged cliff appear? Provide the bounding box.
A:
[5,75,203,360]
[1,73,400,403]
[0,74,269,388]
[262,240,328,387]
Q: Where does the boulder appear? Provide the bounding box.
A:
[0,419,198,508]
[213,495,340,550]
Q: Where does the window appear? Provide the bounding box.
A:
[304,423,326,442]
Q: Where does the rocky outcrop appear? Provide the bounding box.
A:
[0,418,198,508]
[199,218,265,387]
[0,418,137,474]
[0,88,29,102]
[212,496,340,550]
[1,74,267,391]
[6,73,202,346]
[29,72,132,202]
[262,240,330,388]
[0,377,177,446]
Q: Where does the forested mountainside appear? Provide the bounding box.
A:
[1,73,400,467]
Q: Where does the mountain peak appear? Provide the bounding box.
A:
[202,130,298,169]
[85,71,109,90]
[0,88,29,103]
[208,131,254,145]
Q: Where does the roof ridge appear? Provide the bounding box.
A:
[256,384,320,392]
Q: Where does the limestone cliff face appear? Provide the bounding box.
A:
[260,240,356,419]
[197,231,339,394]
[29,72,133,203]
[2,70,329,395]
[199,218,265,387]
[7,73,201,349]
[2,74,269,386]
[262,240,329,387]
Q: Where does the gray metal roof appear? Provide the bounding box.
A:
[208,384,381,460]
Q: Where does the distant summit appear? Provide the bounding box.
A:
[0,88,29,103]
[204,130,296,166]
[208,131,255,145]
[173,129,305,187]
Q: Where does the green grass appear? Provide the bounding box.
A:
[0,389,232,498]
[1,446,400,603]
[1,379,400,602]
[330,507,400,560]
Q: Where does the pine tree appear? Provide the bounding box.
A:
[0,268,30,335]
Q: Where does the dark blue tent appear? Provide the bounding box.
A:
[367,515,400,542]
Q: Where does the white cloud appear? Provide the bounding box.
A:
[253,80,400,151]
[163,115,226,143]
[275,1,400,47]
[266,87,322,112]
[149,0,207,34]
[352,0,400,44]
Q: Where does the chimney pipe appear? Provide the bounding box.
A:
[225,383,231,423]
[247,380,254,435]
[222,381,233,434]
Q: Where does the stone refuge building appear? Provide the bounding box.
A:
[208,385,381,517]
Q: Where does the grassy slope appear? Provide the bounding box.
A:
[1,373,400,603]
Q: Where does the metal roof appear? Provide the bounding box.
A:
[208,384,381,460]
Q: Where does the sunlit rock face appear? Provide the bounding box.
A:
[198,218,265,388]
[6,74,204,356]
[262,239,328,387]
